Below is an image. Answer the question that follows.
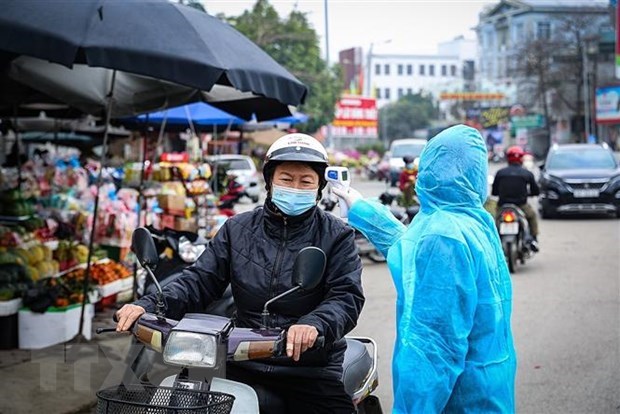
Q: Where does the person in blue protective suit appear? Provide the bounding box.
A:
[333,124,516,413]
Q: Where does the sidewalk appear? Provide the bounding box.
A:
[0,308,132,414]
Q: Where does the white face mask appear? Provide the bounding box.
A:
[271,184,318,216]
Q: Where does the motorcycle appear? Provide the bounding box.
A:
[98,227,383,413]
[378,191,419,226]
[217,176,249,217]
[495,204,536,273]
[138,226,208,296]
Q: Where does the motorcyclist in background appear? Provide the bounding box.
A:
[116,133,364,414]
[492,145,540,250]
[398,156,418,208]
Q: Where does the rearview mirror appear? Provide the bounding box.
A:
[132,227,159,269]
[292,247,326,290]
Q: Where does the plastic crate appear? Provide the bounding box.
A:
[18,303,93,349]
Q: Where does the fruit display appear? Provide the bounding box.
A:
[65,260,132,286]
[54,241,104,271]
[11,245,58,281]
[0,189,35,217]
[0,263,32,301]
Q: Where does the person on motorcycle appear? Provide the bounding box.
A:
[492,145,540,250]
[116,133,364,414]
[332,125,516,413]
[398,156,418,208]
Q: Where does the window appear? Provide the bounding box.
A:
[419,64,425,75]
[384,64,390,75]
[398,64,403,75]
[537,22,551,40]
[375,87,381,99]
[451,65,457,76]
[407,64,413,75]
[441,65,447,76]
[375,64,381,75]
[398,88,404,98]
[513,22,524,43]
[407,88,412,95]
[385,88,391,99]
[429,65,435,76]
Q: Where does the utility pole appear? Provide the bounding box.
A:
[324,0,333,149]
[582,41,591,141]
[365,43,373,97]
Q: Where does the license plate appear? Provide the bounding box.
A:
[175,380,203,391]
[573,189,599,198]
[499,222,519,235]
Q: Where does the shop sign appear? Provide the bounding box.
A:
[595,85,620,124]
[439,92,505,101]
[511,115,545,129]
[332,96,378,137]
[480,107,510,129]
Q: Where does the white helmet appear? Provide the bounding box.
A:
[263,133,329,193]
[265,133,328,165]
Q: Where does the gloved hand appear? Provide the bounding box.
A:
[331,186,363,211]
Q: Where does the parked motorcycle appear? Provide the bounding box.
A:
[495,204,536,273]
[98,227,383,413]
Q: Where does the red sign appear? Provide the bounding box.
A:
[332,96,378,137]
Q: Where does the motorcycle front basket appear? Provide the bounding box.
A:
[96,384,235,414]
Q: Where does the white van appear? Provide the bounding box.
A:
[388,138,427,186]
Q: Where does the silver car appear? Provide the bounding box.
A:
[207,154,261,203]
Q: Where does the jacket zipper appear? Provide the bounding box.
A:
[267,216,288,328]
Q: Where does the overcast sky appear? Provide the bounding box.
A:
[204,0,496,61]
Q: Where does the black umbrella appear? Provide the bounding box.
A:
[0,0,308,340]
[0,0,307,121]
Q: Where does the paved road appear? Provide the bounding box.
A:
[347,173,620,413]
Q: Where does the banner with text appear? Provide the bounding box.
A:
[332,96,378,137]
[595,85,620,124]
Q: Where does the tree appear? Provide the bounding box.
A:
[378,93,437,141]
[511,12,610,142]
[226,0,342,133]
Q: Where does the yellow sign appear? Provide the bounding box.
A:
[440,92,505,101]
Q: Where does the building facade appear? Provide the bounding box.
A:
[364,37,477,111]
[475,0,613,148]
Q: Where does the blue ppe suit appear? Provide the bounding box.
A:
[349,125,516,413]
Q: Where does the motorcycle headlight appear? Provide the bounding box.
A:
[163,331,218,368]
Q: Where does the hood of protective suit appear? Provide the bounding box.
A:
[416,125,488,212]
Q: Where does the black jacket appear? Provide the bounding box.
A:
[492,164,540,206]
[135,201,365,379]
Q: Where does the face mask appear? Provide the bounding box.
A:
[406,163,414,169]
[271,184,318,216]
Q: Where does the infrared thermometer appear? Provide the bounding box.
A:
[325,167,351,218]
